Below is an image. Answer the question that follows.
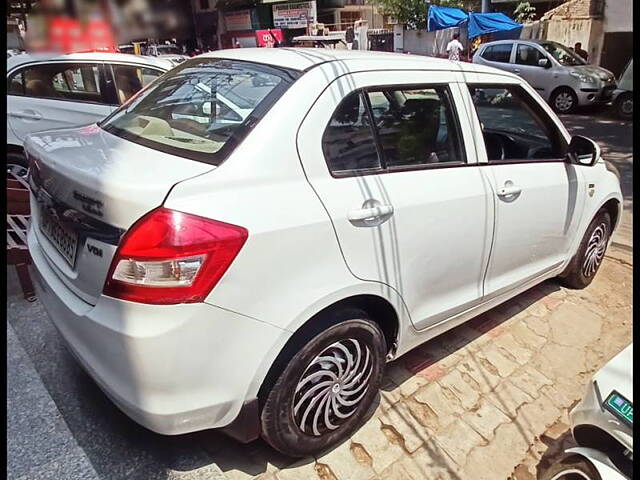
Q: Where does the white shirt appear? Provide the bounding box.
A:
[446,39,464,61]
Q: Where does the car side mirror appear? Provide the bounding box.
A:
[567,135,600,166]
[538,58,550,68]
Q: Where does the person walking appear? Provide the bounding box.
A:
[574,42,589,62]
[446,32,464,61]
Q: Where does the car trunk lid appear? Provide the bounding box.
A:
[26,124,215,305]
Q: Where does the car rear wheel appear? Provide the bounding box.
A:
[260,310,386,457]
[541,455,602,480]
[551,87,578,114]
[559,210,611,289]
[615,92,633,120]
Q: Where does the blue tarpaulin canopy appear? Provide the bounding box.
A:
[427,6,467,32]
[468,12,522,39]
[427,5,522,39]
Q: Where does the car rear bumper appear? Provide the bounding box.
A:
[28,225,286,436]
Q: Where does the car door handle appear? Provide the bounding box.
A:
[14,110,42,121]
[513,68,521,74]
[497,185,522,197]
[348,204,394,226]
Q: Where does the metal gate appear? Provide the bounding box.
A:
[368,29,393,52]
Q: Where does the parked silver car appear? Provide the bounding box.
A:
[473,39,617,113]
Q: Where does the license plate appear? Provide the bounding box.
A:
[603,390,633,427]
[40,210,78,267]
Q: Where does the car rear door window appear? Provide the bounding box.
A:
[365,87,464,169]
[14,63,105,103]
[482,44,513,63]
[515,44,545,66]
[468,85,567,161]
[322,91,382,174]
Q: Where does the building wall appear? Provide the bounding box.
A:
[336,5,384,29]
[544,17,603,62]
[603,0,632,33]
[402,30,433,55]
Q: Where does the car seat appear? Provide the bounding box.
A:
[115,69,143,104]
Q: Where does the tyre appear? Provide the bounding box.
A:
[541,455,602,480]
[7,150,29,179]
[615,92,632,120]
[560,210,611,289]
[260,309,386,457]
[550,87,578,114]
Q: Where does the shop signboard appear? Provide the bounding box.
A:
[256,29,284,47]
[273,1,317,29]
[225,10,252,31]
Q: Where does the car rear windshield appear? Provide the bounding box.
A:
[100,58,300,165]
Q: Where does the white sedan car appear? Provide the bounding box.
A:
[26,49,622,457]
[7,52,173,176]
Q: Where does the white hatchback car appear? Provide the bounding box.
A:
[26,49,622,457]
[7,52,173,176]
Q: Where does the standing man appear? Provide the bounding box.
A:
[345,26,354,50]
[446,32,464,61]
[574,42,589,62]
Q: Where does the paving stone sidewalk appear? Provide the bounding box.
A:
[223,247,632,480]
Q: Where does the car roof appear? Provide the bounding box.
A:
[199,47,516,77]
[479,39,551,47]
[6,51,173,72]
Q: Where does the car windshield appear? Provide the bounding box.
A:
[100,58,299,165]
[540,41,587,66]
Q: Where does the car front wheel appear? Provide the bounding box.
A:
[551,87,578,114]
[560,210,611,289]
[260,310,386,457]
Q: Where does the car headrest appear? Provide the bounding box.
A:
[402,98,440,116]
[25,79,55,98]
[335,93,362,125]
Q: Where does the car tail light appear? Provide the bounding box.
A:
[103,207,247,305]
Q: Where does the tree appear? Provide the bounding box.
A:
[370,0,481,30]
[514,1,536,23]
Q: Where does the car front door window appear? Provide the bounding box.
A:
[468,85,566,161]
[515,45,545,66]
[112,65,164,105]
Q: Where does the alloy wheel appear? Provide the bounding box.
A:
[549,469,593,480]
[582,222,608,278]
[555,92,574,112]
[293,338,373,436]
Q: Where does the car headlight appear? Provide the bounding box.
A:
[570,71,596,83]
